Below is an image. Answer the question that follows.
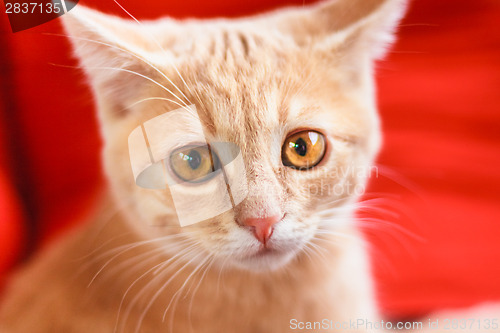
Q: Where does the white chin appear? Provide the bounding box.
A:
[231,250,297,272]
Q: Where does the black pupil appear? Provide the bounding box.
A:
[294,138,308,156]
[187,150,202,170]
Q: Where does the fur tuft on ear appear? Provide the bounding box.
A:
[269,0,408,90]
[276,0,408,60]
[60,6,170,115]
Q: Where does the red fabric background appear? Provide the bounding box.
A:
[0,0,499,318]
[0,80,24,286]
[0,13,25,287]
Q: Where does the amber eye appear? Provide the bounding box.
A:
[282,130,326,170]
[169,145,220,183]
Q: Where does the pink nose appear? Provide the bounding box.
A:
[243,215,281,245]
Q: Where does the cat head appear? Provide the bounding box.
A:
[62,0,406,271]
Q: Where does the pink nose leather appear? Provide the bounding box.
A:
[243,215,281,245]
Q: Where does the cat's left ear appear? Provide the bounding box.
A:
[276,0,408,70]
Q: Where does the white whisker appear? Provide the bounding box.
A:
[118,247,201,333]
[186,256,215,322]
[162,255,210,322]
[133,250,206,333]
[126,97,189,111]
[113,242,197,333]
[45,33,191,108]
[86,233,188,287]
[112,0,195,105]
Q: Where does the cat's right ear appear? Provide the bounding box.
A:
[61,6,170,116]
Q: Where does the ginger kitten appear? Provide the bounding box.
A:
[0,0,408,332]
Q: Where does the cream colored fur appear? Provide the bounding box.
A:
[1,1,468,332]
